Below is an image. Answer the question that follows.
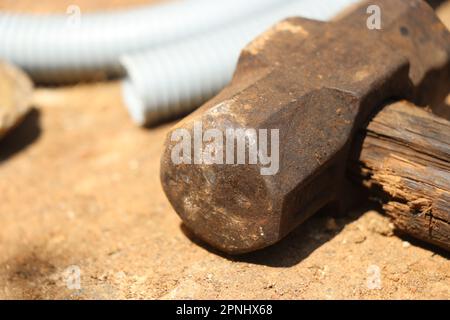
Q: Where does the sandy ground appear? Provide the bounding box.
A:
[0,0,449,300]
[0,0,165,13]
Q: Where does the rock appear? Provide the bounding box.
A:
[402,241,411,249]
[0,62,33,140]
[352,233,367,244]
[325,217,339,231]
[367,211,395,237]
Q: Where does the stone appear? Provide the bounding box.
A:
[0,62,33,140]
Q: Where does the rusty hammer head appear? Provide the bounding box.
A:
[160,0,450,254]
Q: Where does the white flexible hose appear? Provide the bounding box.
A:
[0,0,291,83]
[121,0,361,125]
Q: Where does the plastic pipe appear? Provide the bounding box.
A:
[0,0,291,83]
[121,0,361,125]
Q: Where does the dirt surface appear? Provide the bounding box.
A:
[0,1,449,300]
[0,0,165,13]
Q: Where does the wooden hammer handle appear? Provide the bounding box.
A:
[350,101,450,251]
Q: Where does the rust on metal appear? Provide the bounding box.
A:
[160,0,450,254]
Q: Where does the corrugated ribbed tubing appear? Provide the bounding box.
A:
[121,0,360,125]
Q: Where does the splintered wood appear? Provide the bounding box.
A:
[351,101,450,251]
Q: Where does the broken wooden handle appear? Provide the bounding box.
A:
[350,101,450,251]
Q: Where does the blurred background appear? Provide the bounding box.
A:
[0,0,449,299]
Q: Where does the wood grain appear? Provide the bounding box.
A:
[350,101,450,251]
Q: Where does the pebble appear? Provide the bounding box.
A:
[0,62,33,139]
[366,211,395,237]
[352,233,367,244]
[325,217,339,231]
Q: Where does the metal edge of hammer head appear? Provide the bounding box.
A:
[160,0,450,254]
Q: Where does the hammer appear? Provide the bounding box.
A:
[161,0,450,254]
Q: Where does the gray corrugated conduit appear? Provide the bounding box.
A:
[0,0,291,83]
[0,0,360,124]
[121,0,360,125]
